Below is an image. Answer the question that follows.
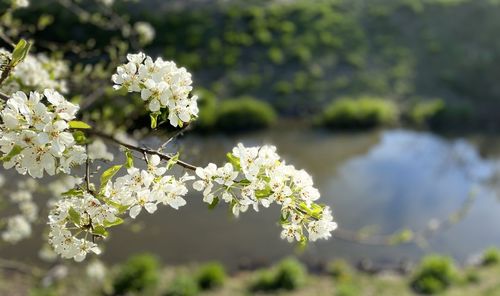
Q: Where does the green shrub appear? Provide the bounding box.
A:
[335,283,361,296]
[408,100,473,129]
[250,258,307,292]
[327,259,352,282]
[112,254,159,295]
[164,274,199,296]
[250,270,276,292]
[408,99,446,126]
[465,269,480,284]
[410,255,458,294]
[320,96,398,129]
[215,97,277,132]
[482,247,500,266]
[196,262,226,290]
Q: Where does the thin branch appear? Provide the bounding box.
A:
[0,91,9,101]
[85,144,92,192]
[88,130,197,171]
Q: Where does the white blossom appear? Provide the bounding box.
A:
[103,155,192,219]
[88,139,114,161]
[134,22,155,45]
[0,90,86,178]
[193,143,337,244]
[48,192,117,262]
[2,215,31,243]
[0,50,68,93]
[112,53,198,127]
[86,260,107,281]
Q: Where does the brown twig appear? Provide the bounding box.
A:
[88,129,197,171]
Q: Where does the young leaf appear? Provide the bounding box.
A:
[0,145,23,162]
[255,186,272,199]
[103,217,124,227]
[68,207,81,225]
[150,112,159,129]
[10,39,31,67]
[72,131,88,145]
[92,225,108,237]
[166,152,179,169]
[208,196,220,209]
[100,165,123,189]
[68,120,92,129]
[62,188,84,197]
[124,149,134,168]
[226,152,241,170]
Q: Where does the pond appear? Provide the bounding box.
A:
[2,126,500,269]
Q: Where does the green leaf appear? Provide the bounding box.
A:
[150,112,159,129]
[226,153,241,170]
[103,198,129,214]
[297,235,308,250]
[0,145,23,162]
[310,203,324,220]
[68,120,92,129]
[124,149,134,169]
[237,179,251,186]
[103,217,124,227]
[10,39,31,67]
[62,188,84,197]
[92,225,108,237]
[280,211,290,223]
[166,152,179,169]
[255,186,272,199]
[68,207,81,225]
[100,165,123,189]
[208,196,219,209]
[72,131,88,145]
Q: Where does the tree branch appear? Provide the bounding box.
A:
[88,129,197,171]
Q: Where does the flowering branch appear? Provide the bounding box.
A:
[0,47,337,262]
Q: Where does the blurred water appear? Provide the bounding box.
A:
[2,128,500,269]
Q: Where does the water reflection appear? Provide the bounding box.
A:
[2,128,500,268]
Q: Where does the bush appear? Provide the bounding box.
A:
[410,255,458,294]
[320,96,398,129]
[335,283,361,296]
[196,262,226,290]
[327,259,352,282]
[408,99,446,127]
[164,274,199,296]
[250,258,307,292]
[482,247,500,266]
[215,97,277,132]
[408,99,473,129]
[112,254,159,295]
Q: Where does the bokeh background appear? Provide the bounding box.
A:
[2,0,500,295]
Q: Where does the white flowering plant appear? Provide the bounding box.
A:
[0,34,336,262]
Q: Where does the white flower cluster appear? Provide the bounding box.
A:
[103,154,193,219]
[0,49,69,94]
[134,22,156,45]
[193,143,337,244]
[112,53,199,127]
[1,180,38,243]
[48,192,117,262]
[0,90,86,178]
